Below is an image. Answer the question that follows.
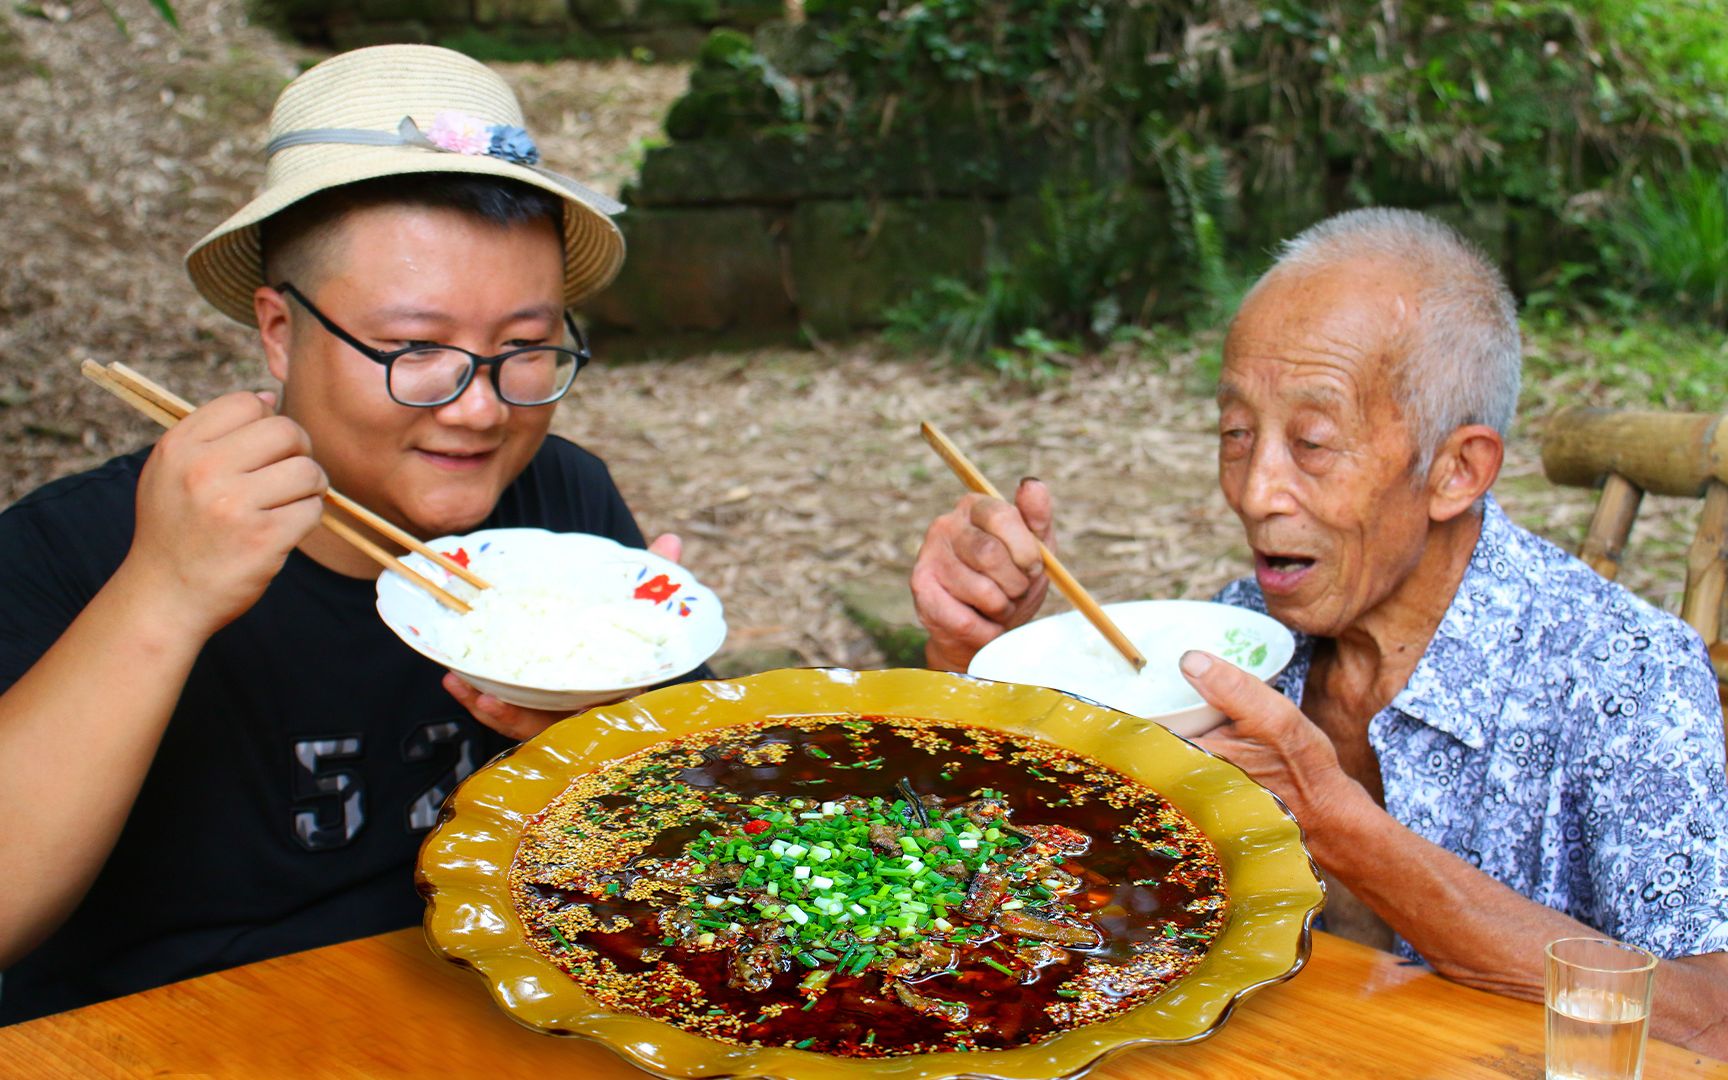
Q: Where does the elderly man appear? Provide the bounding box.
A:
[0,45,697,1022]
[910,208,1728,1054]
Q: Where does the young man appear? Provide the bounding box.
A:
[0,45,684,1022]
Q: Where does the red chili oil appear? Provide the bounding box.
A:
[510,717,1227,1057]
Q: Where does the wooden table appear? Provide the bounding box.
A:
[2,929,1722,1078]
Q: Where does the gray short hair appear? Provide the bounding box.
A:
[1251,208,1522,470]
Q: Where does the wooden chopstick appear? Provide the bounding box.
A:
[81,363,182,430]
[80,360,481,614]
[315,513,472,614]
[98,361,488,592]
[109,361,194,415]
[321,490,490,590]
[920,421,1148,672]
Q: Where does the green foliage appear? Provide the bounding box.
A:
[748,1,1728,210]
[698,27,755,66]
[658,1,1728,340]
[884,269,1040,363]
[1015,183,1159,341]
[667,28,800,139]
[1144,127,1260,322]
[883,181,1159,379]
[807,0,1112,137]
[433,28,618,64]
[1155,1,1728,217]
[986,328,1076,389]
[1588,169,1728,326]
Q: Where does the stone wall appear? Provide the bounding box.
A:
[588,142,1556,341]
[585,135,1117,338]
[267,0,782,60]
[585,23,1152,340]
[583,21,1565,342]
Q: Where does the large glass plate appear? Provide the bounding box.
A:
[417,668,1326,1079]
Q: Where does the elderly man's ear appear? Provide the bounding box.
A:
[1426,424,1505,523]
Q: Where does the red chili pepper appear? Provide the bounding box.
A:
[742,819,771,835]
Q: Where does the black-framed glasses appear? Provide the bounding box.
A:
[274,282,590,408]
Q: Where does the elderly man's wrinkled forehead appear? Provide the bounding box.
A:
[1220,255,1426,420]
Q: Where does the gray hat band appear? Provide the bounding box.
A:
[265,116,625,217]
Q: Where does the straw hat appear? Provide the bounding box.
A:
[186,44,626,326]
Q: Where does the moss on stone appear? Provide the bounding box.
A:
[697,26,753,65]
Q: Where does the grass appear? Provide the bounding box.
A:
[1521,313,1727,415]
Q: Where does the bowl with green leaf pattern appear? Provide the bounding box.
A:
[967,600,1295,738]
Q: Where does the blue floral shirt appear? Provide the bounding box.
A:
[1215,495,1728,960]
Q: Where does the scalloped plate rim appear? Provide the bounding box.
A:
[416,668,1326,1080]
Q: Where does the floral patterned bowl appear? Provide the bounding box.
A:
[417,667,1325,1079]
[375,527,726,711]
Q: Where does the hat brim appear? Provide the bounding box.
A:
[185,149,625,326]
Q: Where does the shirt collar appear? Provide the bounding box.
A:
[1268,495,1529,751]
[1384,494,1530,750]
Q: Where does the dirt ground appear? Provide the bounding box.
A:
[0,0,1701,671]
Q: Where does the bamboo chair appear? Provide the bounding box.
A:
[1540,408,1728,729]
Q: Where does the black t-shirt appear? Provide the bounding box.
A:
[0,435,653,1024]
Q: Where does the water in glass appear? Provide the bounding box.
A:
[1546,985,1650,1080]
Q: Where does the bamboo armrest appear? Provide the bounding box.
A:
[1542,408,1727,497]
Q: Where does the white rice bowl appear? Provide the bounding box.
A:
[967,599,1295,738]
[375,528,726,712]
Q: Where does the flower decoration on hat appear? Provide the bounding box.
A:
[424,110,541,166]
[488,126,540,165]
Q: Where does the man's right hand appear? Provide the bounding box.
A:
[909,478,1055,672]
[122,391,327,639]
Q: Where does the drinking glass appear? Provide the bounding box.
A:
[1545,937,1658,1080]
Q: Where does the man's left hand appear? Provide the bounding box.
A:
[444,532,684,741]
[1182,649,1364,829]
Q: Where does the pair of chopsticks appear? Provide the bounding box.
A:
[80,360,490,614]
[921,422,1147,672]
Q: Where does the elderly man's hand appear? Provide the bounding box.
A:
[443,533,684,741]
[1181,650,1366,829]
[910,479,1054,672]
